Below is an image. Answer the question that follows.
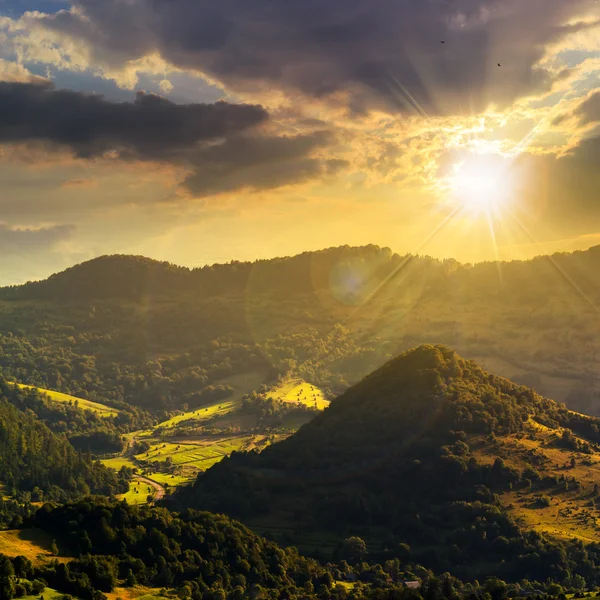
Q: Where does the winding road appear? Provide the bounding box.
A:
[133,474,165,501]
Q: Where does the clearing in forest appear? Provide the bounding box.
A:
[0,529,64,564]
[10,382,119,417]
[156,370,267,429]
[473,418,600,543]
[267,379,330,410]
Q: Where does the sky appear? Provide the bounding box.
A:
[0,0,599,285]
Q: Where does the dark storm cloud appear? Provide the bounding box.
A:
[36,0,597,115]
[0,223,74,253]
[183,131,348,196]
[0,81,268,159]
[0,81,339,196]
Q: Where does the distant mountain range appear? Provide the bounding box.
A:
[3,244,600,304]
[0,244,599,414]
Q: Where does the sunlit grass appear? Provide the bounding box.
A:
[9,382,119,417]
[106,586,172,600]
[100,456,138,470]
[22,587,70,600]
[267,379,330,410]
[157,400,237,428]
[134,437,248,470]
[473,419,600,543]
[156,371,268,428]
[0,529,59,563]
[118,480,154,505]
[144,472,192,486]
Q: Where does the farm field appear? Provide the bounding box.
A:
[267,379,330,410]
[118,480,155,505]
[10,382,119,417]
[134,436,250,470]
[0,529,62,564]
[101,456,138,470]
[143,472,192,486]
[101,371,326,496]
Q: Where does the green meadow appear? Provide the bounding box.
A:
[134,437,248,470]
[100,372,329,496]
[118,480,155,505]
[10,382,119,417]
[267,379,330,410]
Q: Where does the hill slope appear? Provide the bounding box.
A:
[0,386,130,502]
[173,345,600,581]
[0,244,600,415]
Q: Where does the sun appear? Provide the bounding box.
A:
[447,155,513,217]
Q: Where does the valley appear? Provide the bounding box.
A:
[3,248,600,600]
[97,371,330,498]
[1,0,599,595]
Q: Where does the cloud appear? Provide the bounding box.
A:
[577,91,600,124]
[25,0,599,115]
[0,58,47,83]
[0,81,268,159]
[0,80,343,196]
[59,177,96,188]
[183,131,348,196]
[0,222,74,253]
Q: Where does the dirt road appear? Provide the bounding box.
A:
[133,474,165,501]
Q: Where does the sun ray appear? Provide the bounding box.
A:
[504,206,600,315]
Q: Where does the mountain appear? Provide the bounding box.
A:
[0,244,600,415]
[0,379,130,507]
[0,245,398,302]
[0,255,191,301]
[172,346,600,582]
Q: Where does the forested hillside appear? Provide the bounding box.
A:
[0,385,130,502]
[172,346,600,583]
[0,498,546,600]
[0,245,599,416]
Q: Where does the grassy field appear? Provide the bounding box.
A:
[118,480,155,505]
[22,582,171,600]
[143,472,192,486]
[267,379,330,410]
[102,371,287,492]
[101,456,138,470]
[0,529,62,563]
[157,400,237,428]
[106,586,172,600]
[134,436,249,470]
[11,382,119,417]
[156,371,267,429]
[472,419,600,543]
[23,587,69,600]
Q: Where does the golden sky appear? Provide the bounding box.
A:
[0,0,599,284]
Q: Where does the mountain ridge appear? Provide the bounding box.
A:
[3,243,600,301]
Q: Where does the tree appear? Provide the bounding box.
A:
[340,537,367,564]
[125,569,136,587]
